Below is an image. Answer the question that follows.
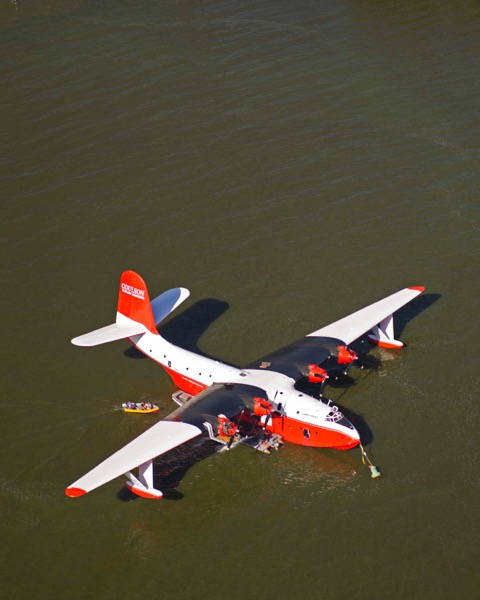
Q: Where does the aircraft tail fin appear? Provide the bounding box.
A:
[71,271,190,347]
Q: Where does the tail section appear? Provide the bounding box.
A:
[71,271,190,347]
[117,270,157,334]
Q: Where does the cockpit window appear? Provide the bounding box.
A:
[326,409,344,423]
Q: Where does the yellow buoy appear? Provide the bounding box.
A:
[360,442,381,479]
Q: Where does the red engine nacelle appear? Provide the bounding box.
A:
[253,397,273,417]
[337,345,357,365]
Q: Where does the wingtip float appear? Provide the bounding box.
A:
[65,270,424,500]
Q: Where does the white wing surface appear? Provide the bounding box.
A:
[65,420,202,497]
[308,286,425,345]
[247,286,425,380]
[71,319,148,347]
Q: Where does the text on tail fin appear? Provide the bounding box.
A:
[117,270,157,334]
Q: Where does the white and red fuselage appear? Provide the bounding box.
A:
[131,330,360,450]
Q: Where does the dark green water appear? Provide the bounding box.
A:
[1,1,479,598]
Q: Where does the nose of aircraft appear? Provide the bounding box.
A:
[333,416,360,450]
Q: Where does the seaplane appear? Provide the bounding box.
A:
[65,271,424,500]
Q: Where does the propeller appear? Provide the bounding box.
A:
[337,346,358,376]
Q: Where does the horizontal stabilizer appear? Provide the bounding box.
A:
[71,314,148,347]
[151,287,190,325]
[65,420,202,497]
[308,286,424,346]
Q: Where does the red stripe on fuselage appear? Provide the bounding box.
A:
[266,415,359,450]
[161,365,208,396]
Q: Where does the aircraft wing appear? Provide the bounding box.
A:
[247,286,425,381]
[65,420,202,498]
[65,383,269,499]
[166,382,268,426]
[306,286,424,345]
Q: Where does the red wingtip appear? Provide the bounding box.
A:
[409,286,425,293]
[65,487,87,498]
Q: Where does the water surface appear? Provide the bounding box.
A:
[1,1,479,599]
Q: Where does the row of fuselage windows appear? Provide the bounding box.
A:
[164,355,213,380]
